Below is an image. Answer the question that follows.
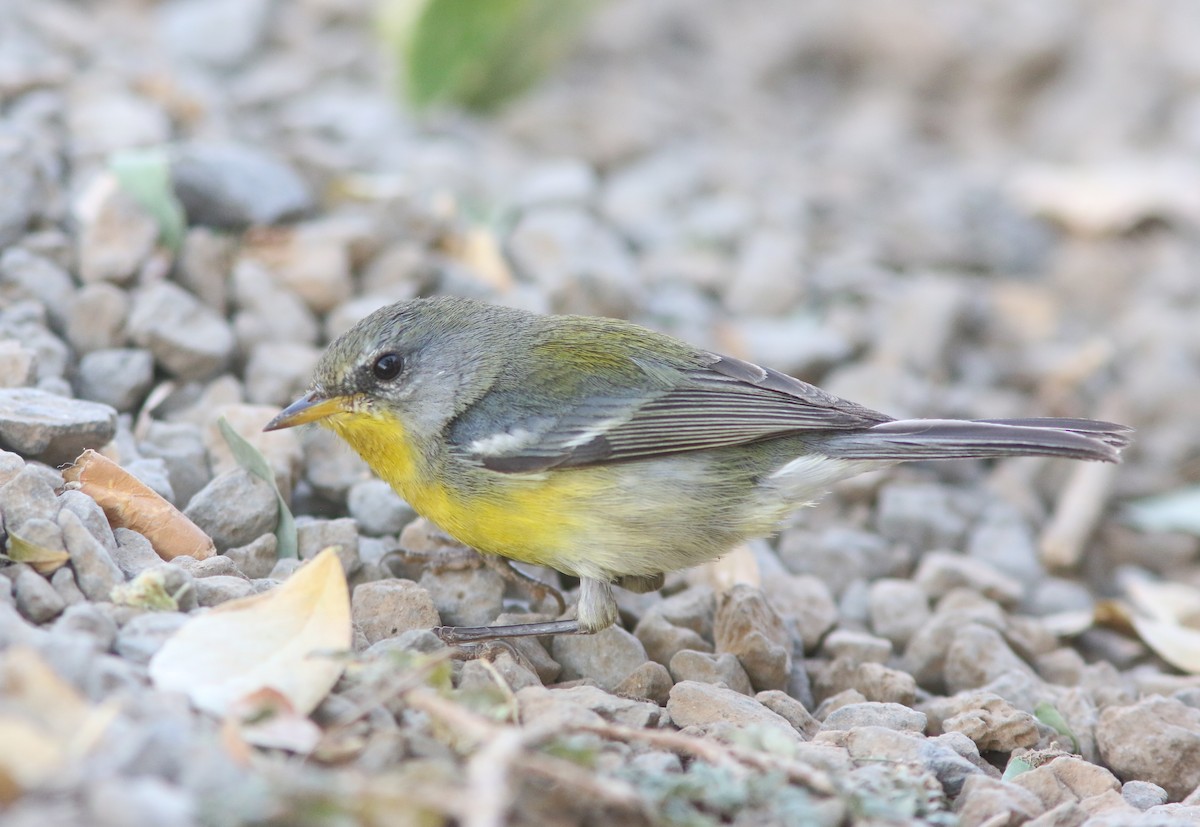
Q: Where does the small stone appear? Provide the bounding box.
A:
[0,248,75,330]
[815,657,917,706]
[714,583,792,691]
[761,573,838,654]
[459,651,541,693]
[352,579,439,644]
[668,650,753,695]
[110,528,163,578]
[418,565,505,627]
[223,533,278,580]
[159,0,272,67]
[184,468,277,552]
[540,685,663,730]
[967,504,1042,584]
[115,612,189,663]
[875,482,972,549]
[932,691,1041,753]
[0,464,59,530]
[59,510,124,601]
[170,142,313,228]
[0,449,23,486]
[612,660,673,706]
[722,229,805,317]
[65,283,128,354]
[128,282,235,380]
[84,775,195,827]
[193,575,256,606]
[954,775,1045,827]
[0,388,117,465]
[296,517,360,577]
[755,690,819,737]
[0,339,35,387]
[244,342,322,408]
[821,702,927,733]
[1121,780,1168,811]
[507,207,641,318]
[177,227,236,312]
[778,527,894,599]
[241,222,352,314]
[57,489,116,552]
[13,565,66,623]
[75,349,154,413]
[822,629,893,664]
[1010,756,1121,810]
[944,623,1039,694]
[52,602,118,652]
[139,421,212,507]
[868,578,932,649]
[72,172,159,284]
[347,479,416,537]
[50,567,86,607]
[300,427,371,502]
[1096,695,1200,800]
[552,625,648,691]
[634,610,713,667]
[666,680,800,741]
[511,159,598,209]
[914,551,1025,606]
[175,555,244,579]
[231,260,320,350]
[514,685,604,729]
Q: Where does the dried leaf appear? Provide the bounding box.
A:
[222,688,324,754]
[1124,486,1200,537]
[63,449,215,561]
[438,226,514,291]
[689,543,760,592]
[4,532,69,575]
[218,416,297,559]
[149,548,352,716]
[1121,579,1200,674]
[0,647,118,801]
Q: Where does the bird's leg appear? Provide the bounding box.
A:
[433,577,618,644]
[478,554,567,615]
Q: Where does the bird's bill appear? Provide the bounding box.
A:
[264,391,349,431]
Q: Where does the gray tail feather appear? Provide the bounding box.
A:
[813,418,1132,463]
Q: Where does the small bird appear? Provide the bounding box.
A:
[265,296,1130,642]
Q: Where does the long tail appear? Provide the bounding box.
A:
[812,418,1132,463]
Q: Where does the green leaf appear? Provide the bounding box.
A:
[1034,701,1079,754]
[217,416,298,559]
[380,0,593,113]
[1124,486,1200,536]
[109,148,188,251]
[1001,755,1036,781]
[111,568,183,612]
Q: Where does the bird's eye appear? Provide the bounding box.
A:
[372,353,403,381]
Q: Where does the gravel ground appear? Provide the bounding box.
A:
[2,1,1200,825]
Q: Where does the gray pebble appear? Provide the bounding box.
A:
[628,751,682,776]
[352,579,439,644]
[668,650,753,695]
[1121,780,1169,811]
[914,551,1025,606]
[868,578,931,649]
[347,478,416,537]
[777,527,895,598]
[138,420,211,506]
[176,226,236,313]
[0,339,36,387]
[170,141,313,228]
[269,558,303,580]
[634,610,713,667]
[297,516,361,576]
[84,775,195,827]
[612,660,673,706]
[128,282,235,380]
[58,489,118,553]
[0,449,23,485]
[52,602,118,652]
[73,173,160,284]
[60,509,125,601]
[193,575,256,606]
[0,387,117,465]
[821,701,927,733]
[714,583,792,691]
[184,468,276,552]
[13,564,66,623]
[1097,696,1200,801]
[666,680,800,741]
[223,533,278,579]
[174,554,244,579]
[0,248,75,329]
[934,691,1040,753]
[232,260,320,350]
[50,566,86,607]
[551,625,648,691]
[115,611,190,663]
[418,565,505,627]
[756,689,820,737]
[875,482,973,550]
[111,528,162,578]
[244,341,322,407]
[761,573,838,655]
[459,651,542,693]
[65,282,129,354]
[944,623,1039,694]
[822,629,893,664]
[75,348,155,413]
[11,515,65,553]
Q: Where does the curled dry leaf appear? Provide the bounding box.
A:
[1122,579,1200,675]
[0,647,118,802]
[149,548,352,717]
[63,449,215,561]
[4,532,70,575]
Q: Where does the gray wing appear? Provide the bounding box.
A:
[448,352,893,473]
